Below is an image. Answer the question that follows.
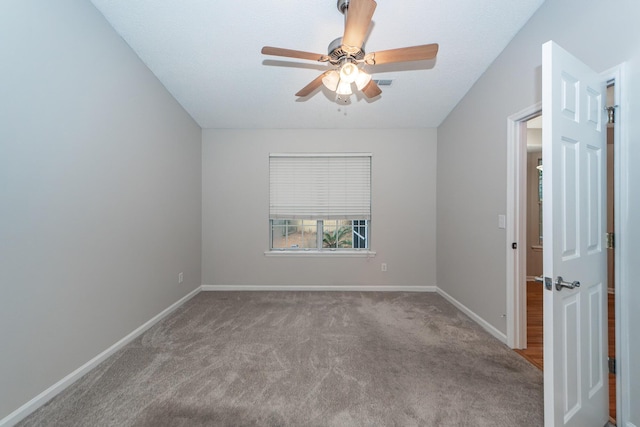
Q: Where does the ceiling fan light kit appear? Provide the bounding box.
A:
[261,0,439,103]
[355,70,372,90]
[339,61,359,83]
[321,70,340,91]
[336,79,353,96]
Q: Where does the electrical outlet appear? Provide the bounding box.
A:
[381,263,387,272]
[178,272,184,284]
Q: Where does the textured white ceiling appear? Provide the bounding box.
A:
[90,0,545,129]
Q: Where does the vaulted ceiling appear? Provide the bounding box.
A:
[90,0,545,129]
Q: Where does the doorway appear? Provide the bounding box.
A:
[507,82,618,424]
[513,115,544,371]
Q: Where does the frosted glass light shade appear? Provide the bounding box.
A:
[355,71,372,90]
[322,70,339,91]
[339,62,359,83]
[336,80,353,96]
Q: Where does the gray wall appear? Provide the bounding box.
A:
[0,0,202,419]
[436,0,640,423]
[202,129,437,288]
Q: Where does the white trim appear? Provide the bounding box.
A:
[0,287,202,427]
[264,250,376,258]
[506,102,542,349]
[202,284,436,292]
[436,287,508,344]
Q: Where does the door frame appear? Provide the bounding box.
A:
[506,102,541,350]
[505,63,627,424]
[601,64,624,425]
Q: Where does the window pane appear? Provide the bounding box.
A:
[353,220,367,249]
[271,220,317,249]
[322,219,353,248]
[304,221,318,248]
[272,219,367,250]
[538,158,543,245]
[271,222,288,249]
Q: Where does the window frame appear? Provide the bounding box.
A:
[269,219,370,253]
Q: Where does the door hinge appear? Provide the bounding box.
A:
[608,357,616,374]
[607,232,615,249]
[605,105,619,124]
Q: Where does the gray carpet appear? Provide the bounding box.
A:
[19,292,543,426]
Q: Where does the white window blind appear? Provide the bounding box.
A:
[269,154,371,220]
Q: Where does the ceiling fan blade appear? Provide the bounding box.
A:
[295,72,330,97]
[261,46,328,62]
[342,0,377,51]
[361,79,382,98]
[366,43,439,65]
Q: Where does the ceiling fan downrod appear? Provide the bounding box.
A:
[337,0,350,15]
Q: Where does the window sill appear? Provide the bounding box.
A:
[264,250,376,258]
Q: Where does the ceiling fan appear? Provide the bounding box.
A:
[261,0,439,102]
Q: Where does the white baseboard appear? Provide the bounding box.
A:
[435,287,507,344]
[201,284,437,292]
[0,286,202,427]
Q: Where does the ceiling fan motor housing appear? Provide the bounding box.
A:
[327,37,365,64]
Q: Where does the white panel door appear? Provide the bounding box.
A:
[542,41,608,427]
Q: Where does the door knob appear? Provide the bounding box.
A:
[535,276,553,291]
[555,276,580,291]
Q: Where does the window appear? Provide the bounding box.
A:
[537,158,543,245]
[269,154,371,252]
